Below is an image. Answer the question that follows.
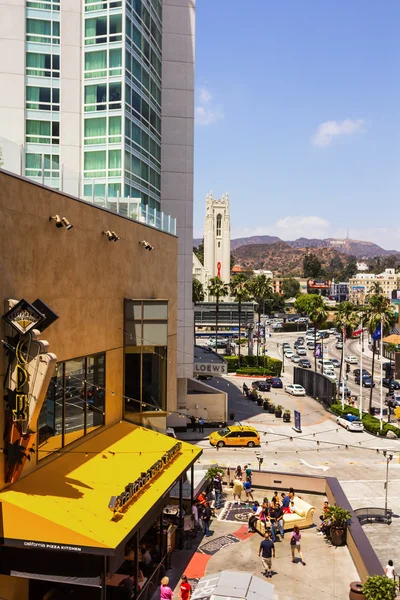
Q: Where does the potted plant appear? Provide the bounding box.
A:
[283,409,291,422]
[256,394,263,406]
[275,404,283,418]
[205,466,225,482]
[268,402,275,414]
[263,399,270,411]
[326,504,351,546]
[362,575,397,600]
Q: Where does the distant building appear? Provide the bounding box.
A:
[193,253,210,301]
[357,262,369,271]
[349,268,400,302]
[204,191,231,288]
[231,265,253,276]
[253,269,273,278]
[272,277,308,295]
[330,282,349,302]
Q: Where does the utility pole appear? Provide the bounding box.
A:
[383,451,393,516]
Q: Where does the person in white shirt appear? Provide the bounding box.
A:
[385,559,395,579]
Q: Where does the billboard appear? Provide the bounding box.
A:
[308,279,331,289]
[351,285,365,292]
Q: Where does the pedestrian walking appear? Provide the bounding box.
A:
[290,525,305,565]
[190,415,197,432]
[232,476,243,505]
[259,532,275,578]
[199,417,205,433]
[202,502,212,536]
[235,465,242,479]
[160,576,173,600]
[385,559,395,580]
[213,472,223,508]
[244,464,252,482]
[243,477,254,502]
[179,575,192,600]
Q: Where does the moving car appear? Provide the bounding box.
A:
[291,354,301,363]
[307,341,315,350]
[336,414,364,432]
[355,374,375,387]
[354,369,371,378]
[252,380,271,392]
[270,377,283,388]
[297,337,305,343]
[330,358,341,368]
[297,347,307,356]
[323,369,337,383]
[285,384,306,396]
[285,349,294,358]
[299,358,311,368]
[336,341,343,350]
[345,355,358,364]
[382,378,400,390]
[209,425,260,448]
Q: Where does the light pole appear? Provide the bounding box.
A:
[383,451,393,516]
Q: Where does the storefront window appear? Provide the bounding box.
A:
[37,352,105,460]
[124,300,168,414]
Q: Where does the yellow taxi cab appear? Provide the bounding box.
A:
[209,425,260,448]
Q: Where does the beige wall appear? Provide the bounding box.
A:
[0,170,178,486]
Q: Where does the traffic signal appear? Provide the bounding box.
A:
[346,364,350,374]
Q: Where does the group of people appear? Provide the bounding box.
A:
[258,524,305,579]
[248,489,297,540]
[160,575,191,600]
[190,415,205,433]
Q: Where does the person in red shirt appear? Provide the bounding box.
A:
[179,575,191,600]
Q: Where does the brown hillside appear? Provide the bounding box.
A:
[232,242,350,276]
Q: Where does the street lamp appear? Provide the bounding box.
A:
[383,450,393,516]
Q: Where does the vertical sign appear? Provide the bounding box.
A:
[293,410,302,433]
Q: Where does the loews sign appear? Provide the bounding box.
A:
[108,442,182,514]
[194,362,227,375]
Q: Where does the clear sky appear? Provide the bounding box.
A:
[193,0,400,249]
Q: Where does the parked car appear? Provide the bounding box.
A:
[336,342,343,349]
[297,347,307,356]
[270,377,283,388]
[336,414,364,432]
[345,355,358,364]
[330,358,341,368]
[299,358,311,368]
[382,378,400,389]
[252,380,271,392]
[291,354,301,363]
[285,384,306,396]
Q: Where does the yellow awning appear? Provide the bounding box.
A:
[0,422,202,554]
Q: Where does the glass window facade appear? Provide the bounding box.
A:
[124,300,167,414]
[26,18,60,44]
[38,353,105,460]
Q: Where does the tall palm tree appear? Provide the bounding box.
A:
[230,274,250,367]
[307,295,328,371]
[248,274,273,365]
[208,276,229,352]
[334,301,358,395]
[365,294,395,412]
[368,281,384,296]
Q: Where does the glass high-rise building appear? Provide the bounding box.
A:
[0,0,195,408]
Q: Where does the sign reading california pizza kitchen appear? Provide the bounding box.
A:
[108,441,182,514]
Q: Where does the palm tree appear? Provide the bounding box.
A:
[208,276,229,352]
[334,301,359,396]
[230,274,250,367]
[365,294,395,412]
[307,295,328,371]
[368,281,384,296]
[248,274,273,365]
[193,277,205,303]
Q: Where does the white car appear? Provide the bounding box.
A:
[336,342,343,349]
[285,384,306,396]
[345,355,358,364]
[297,347,307,356]
[323,369,337,382]
[291,354,301,363]
[285,349,294,358]
[319,359,333,369]
[336,414,364,432]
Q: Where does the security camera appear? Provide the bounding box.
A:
[49,215,63,228]
[61,217,73,230]
[139,240,154,251]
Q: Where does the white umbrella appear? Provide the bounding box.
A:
[191,570,274,600]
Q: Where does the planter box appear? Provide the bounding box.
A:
[275,410,282,418]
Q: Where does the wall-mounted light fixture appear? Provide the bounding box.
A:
[49,215,73,230]
[103,230,121,242]
[139,240,154,251]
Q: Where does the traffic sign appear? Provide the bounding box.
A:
[394,407,400,420]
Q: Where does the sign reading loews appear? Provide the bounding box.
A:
[108,442,182,514]
[194,363,227,375]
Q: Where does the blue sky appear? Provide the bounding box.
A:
[193,0,400,249]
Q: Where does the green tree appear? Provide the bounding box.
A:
[266,292,285,313]
[208,276,229,351]
[326,255,344,280]
[365,294,395,412]
[281,277,300,299]
[294,293,314,316]
[342,256,358,280]
[248,274,273,364]
[307,295,328,371]
[303,253,324,278]
[368,281,384,296]
[193,239,204,265]
[334,301,359,394]
[230,274,250,367]
[192,277,204,303]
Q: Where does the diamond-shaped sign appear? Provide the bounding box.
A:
[2,299,45,335]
